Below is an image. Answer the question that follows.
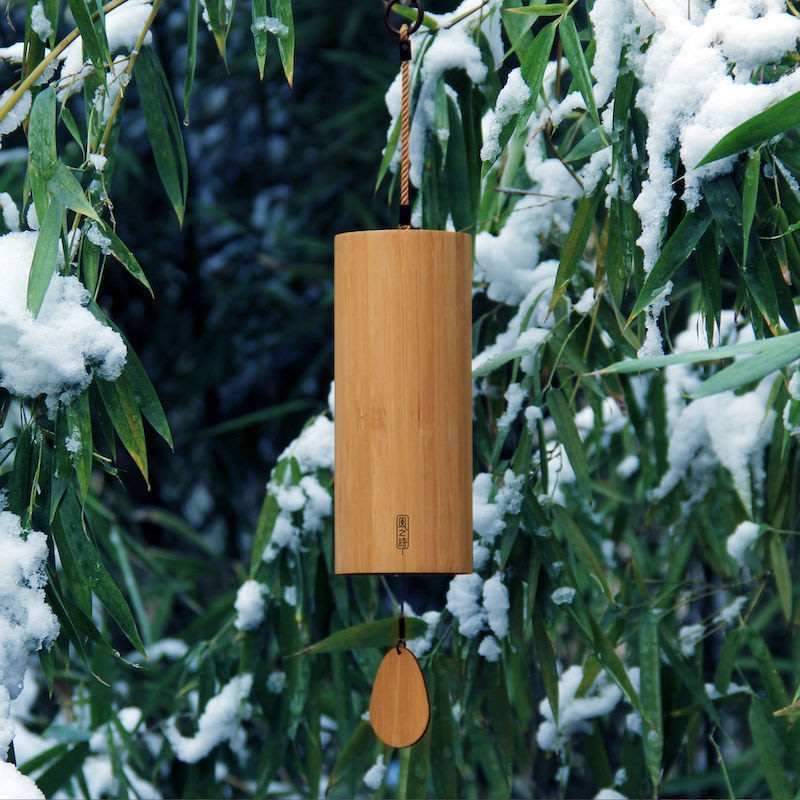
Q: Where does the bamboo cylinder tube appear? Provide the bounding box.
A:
[334,229,473,575]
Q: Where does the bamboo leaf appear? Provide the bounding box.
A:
[697,90,800,166]
[627,206,712,322]
[559,15,599,124]
[57,490,146,656]
[742,149,761,266]
[298,618,427,655]
[96,371,149,484]
[49,163,100,221]
[66,0,110,68]
[66,392,94,503]
[547,388,592,497]
[640,614,663,795]
[551,506,612,601]
[768,532,793,621]
[27,196,64,316]
[515,21,558,138]
[598,330,800,375]
[748,698,792,800]
[506,3,569,14]
[136,47,188,226]
[94,221,153,295]
[28,87,58,220]
[532,604,559,725]
[251,0,268,80]
[551,184,605,310]
[271,0,295,88]
[184,0,199,122]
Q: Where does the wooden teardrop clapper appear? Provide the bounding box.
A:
[369,645,430,748]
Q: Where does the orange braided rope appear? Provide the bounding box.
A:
[399,23,411,229]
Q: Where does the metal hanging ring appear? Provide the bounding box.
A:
[384,0,424,36]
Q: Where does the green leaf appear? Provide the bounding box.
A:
[93,221,153,295]
[515,21,558,139]
[66,0,110,67]
[431,660,459,799]
[506,3,568,14]
[27,195,64,316]
[697,90,800,167]
[551,183,605,310]
[28,87,58,221]
[271,0,295,88]
[57,490,146,655]
[551,506,613,601]
[689,335,800,398]
[532,605,559,725]
[119,341,172,448]
[251,0,268,80]
[559,15,599,125]
[184,0,199,122]
[768,532,793,621]
[325,721,376,796]
[136,47,188,226]
[742,149,761,266]
[640,614,663,795]
[564,128,606,163]
[748,698,792,800]
[299,618,427,655]
[627,206,712,322]
[96,371,149,484]
[598,330,800,375]
[66,392,94,502]
[547,388,592,497]
[49,163,100,220]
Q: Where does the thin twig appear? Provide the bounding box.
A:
[443,0,491,29]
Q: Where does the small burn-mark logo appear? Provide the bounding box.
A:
[396,515,409,550]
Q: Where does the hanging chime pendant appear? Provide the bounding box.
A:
[369,642,431,748]
[333,229,473,575]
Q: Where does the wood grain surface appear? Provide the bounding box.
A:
[369,645,430,748]
[334,229,473,574]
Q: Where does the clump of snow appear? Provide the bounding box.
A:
[0,231,127,403]
[473,541,491,571]
[472,470,524,545]
[525,405,543,432]
[234,580,268,631]
[446,573,485,638]
[574,288,597,315]
[283,586,297,607]
[266,671,286,694]
[363,754,386,790]
[0,194,19,232]
[478,635,502,662]
[536,665,624,753]
[64,426,82,455]
[481,68,530,162]
[0,89,31,139]
[714,595,747,626]
[483,573,509,639]
[704,681,752,699]
[678,623,705,657]
[0,511,59,760]
[726,520,761,566]
[165,674,253,764]
[595,790,627,800]
[251,16,288,37]
[0,761,45,799]
[406,610,440,658]
[651,314,774,510]
[551,586,577,606]
[497,383,526,431]
[30,4,53,41]
[280,415,334,473]
[88,153,108,173]
[616,455,639,480]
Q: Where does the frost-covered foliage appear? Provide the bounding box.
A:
[4,0,800,798]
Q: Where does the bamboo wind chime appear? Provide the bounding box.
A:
[333,0,473,748]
